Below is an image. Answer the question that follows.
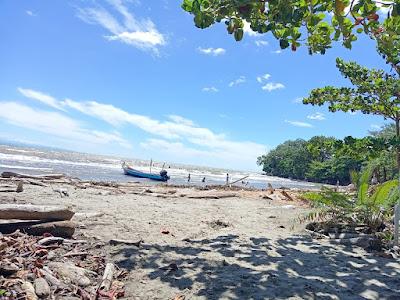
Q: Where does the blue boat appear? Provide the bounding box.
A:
[122,162,170,182]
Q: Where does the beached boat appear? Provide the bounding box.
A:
[122,162,170,182]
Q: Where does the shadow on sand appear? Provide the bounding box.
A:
[112,234,400,299]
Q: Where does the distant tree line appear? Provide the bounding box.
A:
[257,125,397,185]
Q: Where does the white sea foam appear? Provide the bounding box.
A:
[0,164,53,171]
[0,153,120,170]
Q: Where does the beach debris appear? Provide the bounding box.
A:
[48,262,93,287]
[207,219,230,229]
[267,183,274,194]
[34,277,50,298]
[0,204,75,221]
[281,190,294,201]
[21,281,38,300]
[54,188,69,197]
[161,229,170,234]
[1,172,66,180]
[37,236,64,246]
[0,220,76,238]
[99,263,115,291]
[187,192,237,199]
[16,181,24,193]
[0,231,126,299]
[109,238,142,247]
[159,263,179,271]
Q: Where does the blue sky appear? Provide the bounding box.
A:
[0,0,391,171]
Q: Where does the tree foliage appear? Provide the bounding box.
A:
[303,58,400,119]
[257,136,364,184]
[181,0,400,59]
[258,126,400,185]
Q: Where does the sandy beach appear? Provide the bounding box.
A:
[1,180,400,300]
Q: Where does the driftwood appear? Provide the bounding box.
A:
[0,204,74,221]
[37,236,64,246]
[0,189,16,193]
[0,220,76,238]
[99,263,115,291]
[109,239,142,247]
[16,182,24,193]
[187,193,237,199]
[281,190,294,201]
[1,172,65,180]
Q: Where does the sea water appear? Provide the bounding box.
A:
[0,144,320,190]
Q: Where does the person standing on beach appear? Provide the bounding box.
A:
[188,173,191,182]
[226,173,229,185]
[202,177,206,183]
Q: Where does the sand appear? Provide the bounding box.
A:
[2,181,400,300]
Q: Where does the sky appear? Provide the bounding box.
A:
[0,0,392,171]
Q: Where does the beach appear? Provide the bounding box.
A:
[1,178,399,300]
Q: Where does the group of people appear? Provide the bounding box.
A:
[187,173,230,184]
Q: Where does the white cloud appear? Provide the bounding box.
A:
[26,10,37,17]
[307,112,326,121]
[271,50,282,54]
[198,47,226,56]
[202,87,219,93]
[293,97,303,104]
[18,87,66,111]
[17,88,267,169]
[255,40,268,47]
[168,115,194,127]
[229,76,246,87]
[370,124,382,130]
[243,21,259,37]
[262,82,285,92]
[285,120,313,128]
[76,0,165,53]
[140,138,266,169]
[256,73,271,83]
[0,102,131,148]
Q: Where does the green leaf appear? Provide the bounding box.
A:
[234,28,244,41]
[279,39,290,49]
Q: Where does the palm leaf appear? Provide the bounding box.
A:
[370,179,397,206]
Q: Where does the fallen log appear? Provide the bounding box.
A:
[0,204,74,221]
[0,220,76,238]
[1,172,65,180]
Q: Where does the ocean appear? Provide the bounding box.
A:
[0,143,320,190]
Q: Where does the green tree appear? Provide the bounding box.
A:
[257,139,311,179]
[303,58,400,172]
[181,0,399,55]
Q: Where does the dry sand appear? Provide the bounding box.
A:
[2,182,400,300]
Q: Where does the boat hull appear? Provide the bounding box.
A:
[123,167,169,182]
